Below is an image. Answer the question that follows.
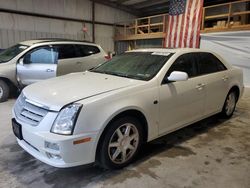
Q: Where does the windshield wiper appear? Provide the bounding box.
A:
[90,69,145,80]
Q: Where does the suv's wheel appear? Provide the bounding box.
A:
[221,90,237,118]
[97,116,143,169]
[0,80,9,102]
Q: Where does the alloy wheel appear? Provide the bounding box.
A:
[108,123,139,164]
[0,86,3,99]
[225,92,236,116]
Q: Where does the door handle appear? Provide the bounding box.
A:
[222,76,229,81]
[196,83,205,90]
[46,69,54,72]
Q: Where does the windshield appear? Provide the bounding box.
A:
[91,52,173,81]
[0,44,29,63]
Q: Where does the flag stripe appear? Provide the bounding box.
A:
[183,0,192,48]
[168,16,174,47]
[178,14,185,48]
[173,16,179,47]
[189,0,199,47]
[196,0,204,47]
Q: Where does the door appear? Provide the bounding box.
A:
[17,46,58,85]
[159,53,206,135]
[196,52,228,115]
[54,44,83,76]
[55,44,105,76]
[75,44,105,70]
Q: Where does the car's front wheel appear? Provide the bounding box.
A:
[97,116,143,169]
[0,80,9,103]
[221,90,237,118]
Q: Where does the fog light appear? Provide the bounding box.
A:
[46,152,62,160]
[45,141,59,151]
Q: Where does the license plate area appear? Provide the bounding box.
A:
[12,119,23,140]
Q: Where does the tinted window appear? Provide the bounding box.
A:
[75,45,100,57]
[55,45,77,59]
[23,46,58,64]
[91,52,173,81]
[167,53,198,78]
[197,52,227,75]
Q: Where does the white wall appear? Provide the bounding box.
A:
[0,0,135,52]
[94,3,135,52]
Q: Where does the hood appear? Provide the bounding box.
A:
[23,72,143,111]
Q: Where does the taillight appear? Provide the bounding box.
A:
[105,55,111,60]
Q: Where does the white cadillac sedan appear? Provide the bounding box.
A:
[12,48,244,169]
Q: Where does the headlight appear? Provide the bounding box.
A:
[51,103,82,135]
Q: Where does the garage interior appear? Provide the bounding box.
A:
[0,0,250,188]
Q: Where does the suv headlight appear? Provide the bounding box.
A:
[51,103,82,135]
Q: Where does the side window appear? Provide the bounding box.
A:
[197,52,227,75]
[75,45,100,57]
[167,53,198,78]
[85,45,100,55]
[23,46,58,64]
[210,54,227,71]
[55,45,77,59]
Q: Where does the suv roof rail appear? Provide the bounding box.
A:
[33,38,93,44]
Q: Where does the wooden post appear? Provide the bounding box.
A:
[135,19,138,35]
[228,3,232,29]
[201,7,205,30]
[124,24,126,37]
[148,17,151,34]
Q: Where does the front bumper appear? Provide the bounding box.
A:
[13,116,98,168]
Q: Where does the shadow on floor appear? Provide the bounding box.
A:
[0,113,233,188]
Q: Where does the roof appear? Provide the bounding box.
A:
[93,0,237,17]
[19,38,93,46]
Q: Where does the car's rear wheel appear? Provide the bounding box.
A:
[0,80,9,102]
[221,90,237,118]
[97,116,143,169]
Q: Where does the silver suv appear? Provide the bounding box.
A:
[0,39,108,102]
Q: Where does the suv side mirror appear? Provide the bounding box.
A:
[167,71,188,82]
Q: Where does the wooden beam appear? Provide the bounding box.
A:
[115,32,165,41]
[201,24,250,33]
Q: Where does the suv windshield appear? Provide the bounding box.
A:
[0,44,29,63]
[91,52,173,81]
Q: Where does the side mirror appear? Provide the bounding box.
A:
[19,58,24,65]
[167,71,188,82]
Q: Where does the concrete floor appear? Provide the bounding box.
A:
[0,89,250,188]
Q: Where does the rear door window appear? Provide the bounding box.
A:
[54,45,77,59]
[197,52,227,75]
[75,45,100,57]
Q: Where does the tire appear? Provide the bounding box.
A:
[0,80,9,102]
[221,90,237,118]
[97,116,143,169]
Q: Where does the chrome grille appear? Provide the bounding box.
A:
[14,94,48,126]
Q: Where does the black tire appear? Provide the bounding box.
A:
[0,80,9,102]
[97,116,143,169]
[221,90,237,118]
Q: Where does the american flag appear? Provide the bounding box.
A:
[165,0,204,48]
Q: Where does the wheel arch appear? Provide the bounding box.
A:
[95,108,149,161]
[0,77,18,93]
[229,85,240,102]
